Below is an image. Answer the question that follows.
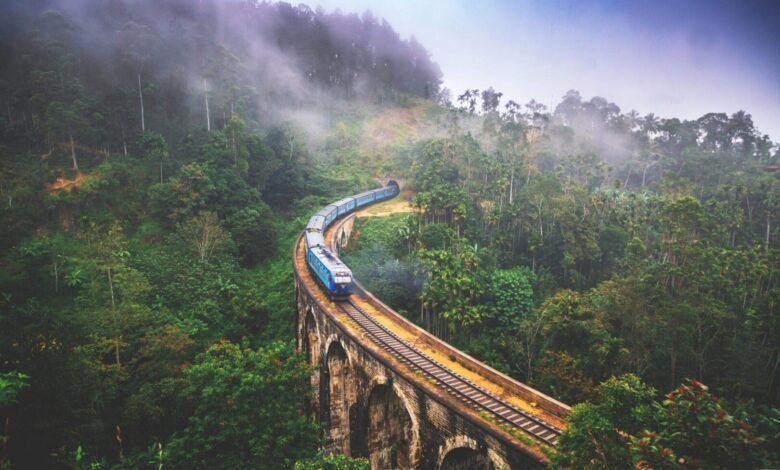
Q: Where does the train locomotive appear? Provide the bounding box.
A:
[304,180,400,298]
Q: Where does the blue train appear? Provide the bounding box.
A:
[304,181,400,298]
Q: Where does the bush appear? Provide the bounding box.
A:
[226,204,276,266]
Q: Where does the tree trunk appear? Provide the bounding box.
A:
[538,207,544,240]
[1,417,10,469]
[68,133,78,171]
[509,167,515,204]
[121,124,128,156]
[203,79,211,131]
[107,267,121,370]
[53,258,58,293]
[766,213,771,249]
[116,425,124,461]
[232,129,238,167]
[138,73,145,132]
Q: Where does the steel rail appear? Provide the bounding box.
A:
[336,299,562,446]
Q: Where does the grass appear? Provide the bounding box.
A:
[477,411,556,459]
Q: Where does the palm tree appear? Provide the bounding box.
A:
[640,113,660,138]
[627,110,640,132]
[728,110,756,159]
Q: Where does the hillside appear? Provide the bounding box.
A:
[0,1,440,467]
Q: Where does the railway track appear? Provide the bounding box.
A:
[336,299,562,446]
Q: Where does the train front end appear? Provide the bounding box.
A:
[329,268,354,298]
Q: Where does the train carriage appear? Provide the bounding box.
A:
[376,180,399,200]
[316,204,338,227]
[303,181,400,298]
[304,231,325,250]
[306,214,326,233]
[354,190,376,208]
[307,247,353,298]
[371,180,399,202]
[332,197,357,216]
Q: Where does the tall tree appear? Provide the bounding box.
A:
[166,341,319,470]
[119,22,156,132]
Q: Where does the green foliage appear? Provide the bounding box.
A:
[175,211,232,264]
[486,267,535,331]
[148,163,217,222]
[131,131,169,182]
[341,215,422,314]
[249,255,297,344]
[418,245,488,334]
[750,405,780,465]
[630,380,765,469]
[294,454,370,470]
[344,215,409,259]
[225,204,276,265]
[72,445,105,470]
[165,341,318,470]
[0,372,29,406]
[132,244,245,339]
[555,376,778,469]
[109,442,165,470]
[71,223,154,375]
[530,288,626,402]
[552,374,656,469]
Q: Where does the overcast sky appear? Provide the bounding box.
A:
[313,0,780,140]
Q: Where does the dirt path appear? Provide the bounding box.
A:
[46,171,95,192]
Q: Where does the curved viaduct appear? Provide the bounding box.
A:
[294,204,570,469]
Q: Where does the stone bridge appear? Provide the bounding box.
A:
[294,211,570,469]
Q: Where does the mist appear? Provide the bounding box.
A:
[0,0,442,150]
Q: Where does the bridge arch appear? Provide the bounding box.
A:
[324,339,353,454]
[347,374,389,459]
[365,382,419,469]
[437,436,504,470]
[348,401,367,458]
[302,308,323,420]
[333,218,353,251]
[302,308,321,365]
[338,229,348,249]
[440,447,493,470]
